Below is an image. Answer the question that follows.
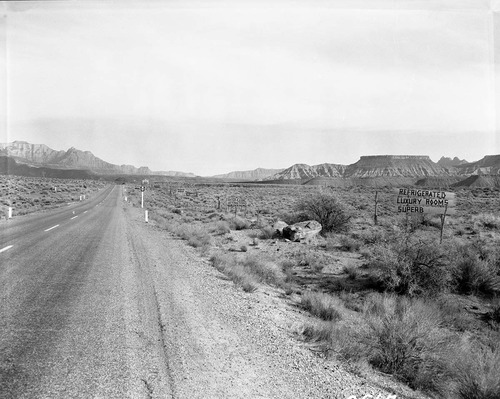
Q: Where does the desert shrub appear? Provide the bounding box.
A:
[280,259,295,282]
[451,250,500,297]
[299,251,328,272]
[240,254,286,286]
[323,232,338,251]
[173,224,212,249]
[343,264,359,280]
[486,297,500,325]
[300,319,368,361]
[371,238,452,296]
[339,235,361,252]
[435,295,476,332]
[301,291,343,321]
[259,225,276,239]
[362,293,451,392]
[450,338,500,399]
[474,213,500,230]
[228,216,250,230]
[295,193,351,234]
[278,210,311,226]
[210,253,257,292]
[356,228,387,245]
[209,220,230,235]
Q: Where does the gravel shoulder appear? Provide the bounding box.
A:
[125,205,428,399]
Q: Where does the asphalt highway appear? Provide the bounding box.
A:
[0,185,171,398]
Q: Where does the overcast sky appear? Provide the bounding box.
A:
[1,0,499,176]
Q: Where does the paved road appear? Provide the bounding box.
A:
[0,184,410,399]
[0,185,171,398]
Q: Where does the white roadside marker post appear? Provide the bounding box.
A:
[145,210,148,223]
[8,207,12,219]
[141,186,145,209]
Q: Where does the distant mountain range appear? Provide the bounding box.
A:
[262,155,500,182]
[211,168,284,180]
[0,141,196,177]
[1,141,499,188]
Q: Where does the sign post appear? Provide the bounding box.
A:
[141,186,145,208]
[394,188,457,243]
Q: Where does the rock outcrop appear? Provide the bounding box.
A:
[343,155,453,178]
[281,220,322,242]
[455,155,500,175]
[267,163,346,180]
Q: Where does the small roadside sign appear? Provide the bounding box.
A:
[141,186,145,192]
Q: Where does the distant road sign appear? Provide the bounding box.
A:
[141,186,145,192]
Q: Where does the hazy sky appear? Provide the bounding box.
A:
[1,0,499,175]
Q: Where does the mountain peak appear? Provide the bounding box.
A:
[0,141,151,175]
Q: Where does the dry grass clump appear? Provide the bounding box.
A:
[298,251,329,272]
[210,253,257,292]
[227,216,250,230]
[169,223,213,249]
[259,225,276,239]
[300,291,343,321]
[208,220,231,235]
[338,235,361,252]
[209,252,287,291]
[474,213,500,230]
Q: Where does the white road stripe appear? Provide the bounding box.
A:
[0,245,13,253]
[71,215,78,220]
[83,211,88,214]
[44,225,59,232]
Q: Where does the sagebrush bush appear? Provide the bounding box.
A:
[259,225,276,239]
[450,338,500,399]
[372,237,452,296]
[278,210,311,226]
[298,251,328,272]
[339,235,361,252]
[474,213,500,230]
[228,216,250,230]
[209,220,230,235]
[362,294,451,392]
[301,291,343,321]
[172,223,212,249]
[295,193,351,234]
[450,245,500,297]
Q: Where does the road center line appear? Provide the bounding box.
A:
[0,245,13,253]
[83,211,88,214]
[44,225,60,232]
[71,215,78,220]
